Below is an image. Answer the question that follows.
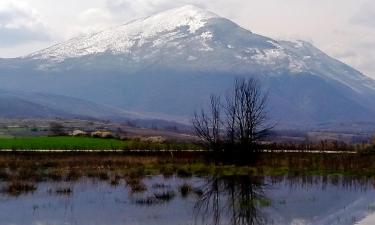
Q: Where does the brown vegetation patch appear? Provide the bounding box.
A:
[3,182,37,196]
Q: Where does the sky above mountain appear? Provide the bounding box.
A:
[0,0,374,78]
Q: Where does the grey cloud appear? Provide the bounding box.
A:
[105,0,210,19]
[0,27,49,46]
[332,40,375,77]
[0,2,50,46]
[354,42,375,77]
[351,2,375,27]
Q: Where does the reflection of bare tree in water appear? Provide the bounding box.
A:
[194,176,268,225]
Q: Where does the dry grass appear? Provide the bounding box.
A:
[3,182,37,196]
[0,151,374,192]
[55,187,73,195]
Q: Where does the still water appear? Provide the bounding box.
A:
[0,175,374,225]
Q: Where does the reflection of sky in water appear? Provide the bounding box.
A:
[0,176,374,225]
[263,178,375,225]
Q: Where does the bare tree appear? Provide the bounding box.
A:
[193,78,271,153]
[225,78,270,152]
[192,95,222,151]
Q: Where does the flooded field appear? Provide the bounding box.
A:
[1,175,375,225]
[0,153,375,225]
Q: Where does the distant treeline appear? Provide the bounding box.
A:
[264,138,375,153]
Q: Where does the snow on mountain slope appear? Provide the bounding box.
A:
[278,40,375,94]
[28,5,217,61]
[26,5,375,93]
[1,5,375,128]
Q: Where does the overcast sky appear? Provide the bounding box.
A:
[1,0,375,78]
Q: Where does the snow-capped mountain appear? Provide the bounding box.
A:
[26,5,375,93]
[29,5,218,61]
[1,5,375,128]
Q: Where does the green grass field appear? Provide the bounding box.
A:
[0,136,125,150]
[0,136,200,150]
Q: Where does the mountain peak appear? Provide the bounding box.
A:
[137,4,218,33]
[28,5,220,61]
[158,5,218,19]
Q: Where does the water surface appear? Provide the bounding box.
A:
[1,175,374,225]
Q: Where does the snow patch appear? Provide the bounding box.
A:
[188,55,197,61]
[267,40,283,49]
[289,59,306,73]
[201,31,213,39]
[252,49,287,64]
[198,46,214,52]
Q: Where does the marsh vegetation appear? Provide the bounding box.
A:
[0,152,375,191]
[0,152,375,225]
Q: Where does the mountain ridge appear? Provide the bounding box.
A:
[0,89,143,120]
[21,5,375,92]
[0,5,374,129]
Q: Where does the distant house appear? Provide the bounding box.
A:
[71,130,87,137]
